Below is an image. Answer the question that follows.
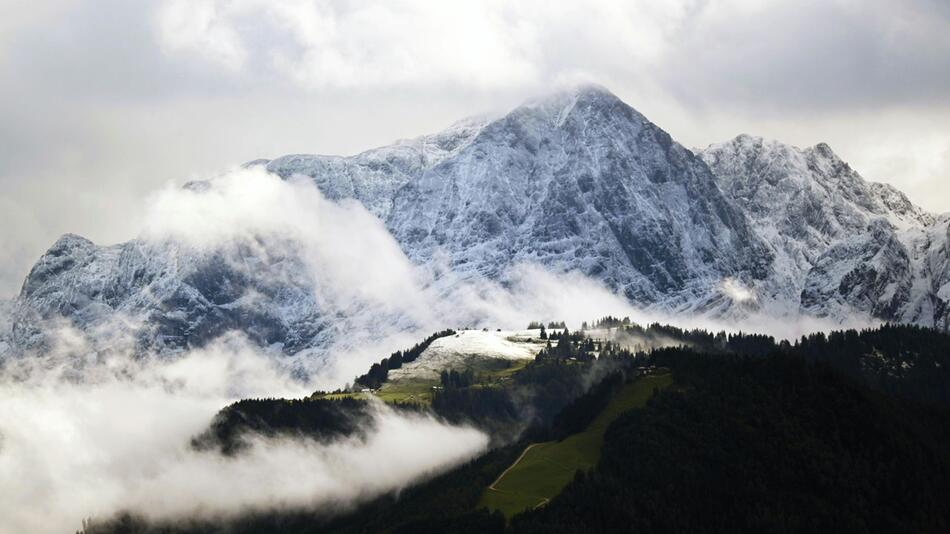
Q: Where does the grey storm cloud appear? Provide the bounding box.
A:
[0,0,949,297]
[657,0,950,113]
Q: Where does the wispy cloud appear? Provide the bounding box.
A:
[0,329,487,533]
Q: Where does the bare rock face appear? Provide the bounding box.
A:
[267,86,771,308]
[11,234,333,356]
[699,134,948,328]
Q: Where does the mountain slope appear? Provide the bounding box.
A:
[699,135,949,328]
[10,233,332,355]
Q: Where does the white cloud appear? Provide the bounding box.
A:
[0,331,487,533]
[151,0,690,91]
[154,0,540,89]
[720,277,756,304]
[143,168,426,313]
[157,0,247,71]
[150,0,950,109]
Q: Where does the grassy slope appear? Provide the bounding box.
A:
[376,379,435,403]
[313,358,533,405]
[377,358,532,403]
[479,373,673,517]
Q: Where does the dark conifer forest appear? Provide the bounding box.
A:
[512,353,950,533]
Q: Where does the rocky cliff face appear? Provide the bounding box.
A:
[699,134,948,328]
[265,87,771,309]
[9,233,336,355]
[6,86,948,358]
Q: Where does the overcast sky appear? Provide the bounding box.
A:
[1,0,949,297]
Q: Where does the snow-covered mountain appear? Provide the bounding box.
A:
[264,87,771,308]
[8,234,335,354]
[698,134,949,329]
[6,85,948,358]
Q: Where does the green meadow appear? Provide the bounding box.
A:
[480,373,673,518]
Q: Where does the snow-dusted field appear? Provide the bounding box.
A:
[387,329,547,382]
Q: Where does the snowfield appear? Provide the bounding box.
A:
[387,329,546,382]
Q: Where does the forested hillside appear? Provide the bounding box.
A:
[513,353,950,532]
[79,323,950,533]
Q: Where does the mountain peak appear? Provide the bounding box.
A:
[526,82,620,105]
[507,83,645,133]
[701,132,936,254]
[568,82,620,101]
[809,141,840,162]
[716,135,842,162]
[715,133,787,152]
[705,135,851,174]
[48,233,95,254]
